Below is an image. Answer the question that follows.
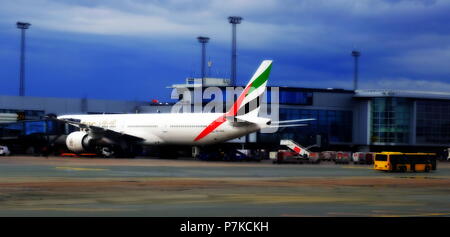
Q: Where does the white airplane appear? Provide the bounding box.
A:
[56,60,312,156]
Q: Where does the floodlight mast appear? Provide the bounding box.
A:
[228,16,242,86]
[16,21,31,97]
[197,36,210,84]
[351,50,361,91]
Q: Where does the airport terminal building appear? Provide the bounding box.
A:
[1,79,450,153]
[269,88,450,152]
[354,90,450,150]
[169,78,450,152]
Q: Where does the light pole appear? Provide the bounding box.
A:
[228,16,242,86]
[17,21,31,97]
[351,50,361,91]
[197,36,209,84]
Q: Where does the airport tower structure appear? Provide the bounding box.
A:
[197,36,210,84]
[352,50,361,91]
[16,21,31,97]
[228,16,242,86]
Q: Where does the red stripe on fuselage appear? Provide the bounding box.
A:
[193,115,226,141]
[194,83,253,142]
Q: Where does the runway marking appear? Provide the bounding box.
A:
[341,166,372,169]
[327,211,450,217]
[55,167,108,172]
[21,207,126,212]
[377,212,450,217]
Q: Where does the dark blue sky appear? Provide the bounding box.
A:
[1,0,450,102]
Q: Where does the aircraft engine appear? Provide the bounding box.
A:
[66,131,93,153]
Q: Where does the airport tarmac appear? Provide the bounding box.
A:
[0,156,450,217]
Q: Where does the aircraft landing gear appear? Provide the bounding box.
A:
[99,145,141,158]
[101,147,115,158]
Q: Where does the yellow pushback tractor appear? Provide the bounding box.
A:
[374,152,437,172]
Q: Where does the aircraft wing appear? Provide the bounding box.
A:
[231,115,271,125]
[51,117,145,143]
[230,115,315,128]
[269,118,316,128]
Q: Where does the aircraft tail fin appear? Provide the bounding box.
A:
[226,60,272,118]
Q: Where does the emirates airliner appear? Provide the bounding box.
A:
[56,61,310,156]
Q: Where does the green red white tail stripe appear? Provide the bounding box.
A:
[194,60,272,141]
[226,60,272,117]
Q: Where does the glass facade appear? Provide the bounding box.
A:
[371,98,411,144]
[0,120,60,137]
[416,100,450,144]
[198,87,314,106]
[0,109,44,120]
[266,88,313,105]
[259,108,353,145]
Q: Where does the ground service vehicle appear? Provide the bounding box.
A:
[0,145,10,156]
[335,151,351,164]
[271,151,320,164]
[272,140,320,164]
[320,151,336,161]
[374,152,437,172]
[352,152,374,164]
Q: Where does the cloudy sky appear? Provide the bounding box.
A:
[1,0,450,101]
